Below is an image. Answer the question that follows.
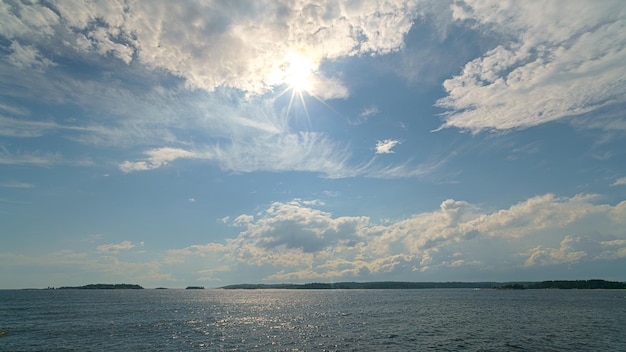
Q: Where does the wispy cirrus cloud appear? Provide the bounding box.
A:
[201,132,352,177]
[119,148,197,173]
[0,181,34,189]
[0,147,63,167]
[118,134,443,179]
[360,106,380,118]
[611,177,626,187]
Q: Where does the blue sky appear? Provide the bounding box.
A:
[1,0,625,289]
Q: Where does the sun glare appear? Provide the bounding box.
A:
[271,51,326,129]
[282,51,315,93]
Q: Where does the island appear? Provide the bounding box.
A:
[57,284,144,289]
[185,286,205,289]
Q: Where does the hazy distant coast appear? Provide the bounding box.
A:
[56,284,144,290]
[221,279,626,290]
[19,279,625,290]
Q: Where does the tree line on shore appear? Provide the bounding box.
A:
[55,284,144,289]
[30,279,625,290]
[221,279,626,290]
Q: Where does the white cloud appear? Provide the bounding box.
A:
[0,116,53,138]
[164,243,228,265]
[0,115,93,138]
[0,1,452,181]
[196,265,231,281]
[348,106,380,126]
[360,106,380,118]
[119,147,196,173]
[1,181,35,189]
[524,234,626,267]
[375,139,401,154]
[0,249,173,287]
[96,241,135,254]
[1,0,421,95]
[118,132,441,179]
[229,199,369,257]
[611,177,626,187]
[0,103,29,116]
[5,41,55,71]
[163,194,626,282]
[200,132,353,177]
[437,1,626,132]
[4,194,626,285]
[0,147,63,167]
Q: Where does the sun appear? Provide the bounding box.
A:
[270,50,325,129]
[281,51,315,93]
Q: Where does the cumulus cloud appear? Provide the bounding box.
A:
[375,139,401,154]
[167,194,626,281]
[228,199,369,262]
[524,235,587,267]
[524,235,626,267]
[0,1,458,180]
[1,0,420,95]
[4,194,626,284]
[437,0,626,132]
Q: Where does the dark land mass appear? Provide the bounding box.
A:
[526,279,626,289]
[222,282,500,290]
[57,284,144,289]
[495,284,527,290]
[186,286,205,289]
[221,279,626,290]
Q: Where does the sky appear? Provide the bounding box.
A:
[1,0,625,289]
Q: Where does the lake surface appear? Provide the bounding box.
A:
[1,288,625,351]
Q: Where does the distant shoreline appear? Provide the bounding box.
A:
[220,279,626,290]
[54,284,144,290]
[11,279,626,290]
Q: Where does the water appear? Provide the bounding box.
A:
[1,289,625,351]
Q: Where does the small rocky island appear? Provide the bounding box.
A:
[57,284,144,289]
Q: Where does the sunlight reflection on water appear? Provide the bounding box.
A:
[0,289,625,351]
